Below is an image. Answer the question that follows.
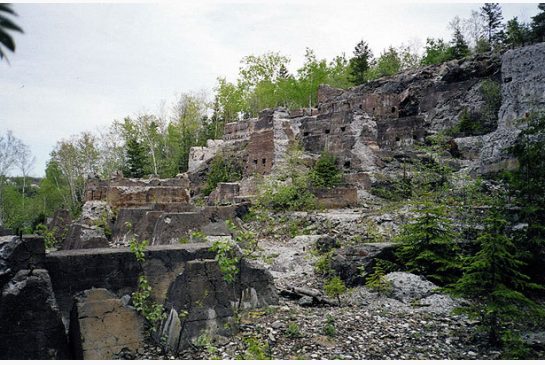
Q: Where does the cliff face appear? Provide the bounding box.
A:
[188,42,545,199]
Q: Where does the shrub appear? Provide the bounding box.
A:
[286,322,302,338]
[203,155,243,196]
[314,251,334,276]
[309,151,343,188]
[323,314,336,337]
[323,276,346,305]
[365,261,392,295]
[257,175,317,212]
[241,337,270,360]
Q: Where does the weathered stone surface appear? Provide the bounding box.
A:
[46,209,71,245]
[69,288,145,360]
[45,244,216,320]
[84,176,190,210]
[188,139,225,173]
[79,200,112,226]
[315,235,339,254]
[0,269,69,359]
[207,182,240,205]
[0,235,45,287]
[331,242,398,286]
[314,187,359,209]
[163,257,278,351]
[479,43,545,174]
[151,205,248,246]
[62,223,109,250]
[384,272,438,303]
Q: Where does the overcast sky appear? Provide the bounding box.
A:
[0,1,540,176]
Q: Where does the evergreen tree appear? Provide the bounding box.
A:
[450,207,544,350]
[396,201,460,285]
[506,113,545,285]
[123,138,147,178]
[531,3,545,42]
[348,40,374,85]
[309,151,343,188]
[449,28,470,59]
[505,17,529,48]
[480,3,504,46]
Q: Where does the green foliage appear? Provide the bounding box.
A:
[215,48,352,118]
[531,3,545,42]
[505,17,530,48]
[35,224,59,249]
[348,40,373,85]
[129,237,148,263]
[123,137,148,178]
[209,239,240,284]
[314,251,334,276]
[309,151,343,188]
[194,332,220,359]
[364,47,401,81]
[370,175,412,201]
[132,275,167,326]
[203,155,243,196]
[257,174,316,212]
[450,28,470,59]
[421,38,453,66]
[240,337,270,360]
[449,207,544,348]
[286,322,302,338]
[323,276,346,305]
[365,261,393,295]
[323,314,336,337]
[505,113,545,284]
[481,79,501,124]
[480,3,504,45]
[396,201,460,285]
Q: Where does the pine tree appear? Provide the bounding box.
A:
[449,28,470,59]
[348,40,373,85]
[505,17,529,48]
[531,3,545,42]
[309,151,343,188]
[480,3,504,46]
[506,113,545,285]
[123,137,147,178]
[396,201,460,285]
[450,207,544,349]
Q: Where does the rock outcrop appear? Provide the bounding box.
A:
[69,288,145,359]
[0,269,69,359]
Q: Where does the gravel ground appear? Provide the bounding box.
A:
[136,297,501,360]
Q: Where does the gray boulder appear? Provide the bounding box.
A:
[330,242,397,286]
[0,235,45,288]
[384,272,439,303]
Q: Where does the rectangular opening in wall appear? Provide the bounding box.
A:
[341,126,346,132]
[253,159,258,165]
[303,132,309,137]
[325,129,330,134]
[262,158,266,166]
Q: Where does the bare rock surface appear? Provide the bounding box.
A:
[69,288,145,359]
[0,269,69,359]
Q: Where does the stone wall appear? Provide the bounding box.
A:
[84,176,191,210]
